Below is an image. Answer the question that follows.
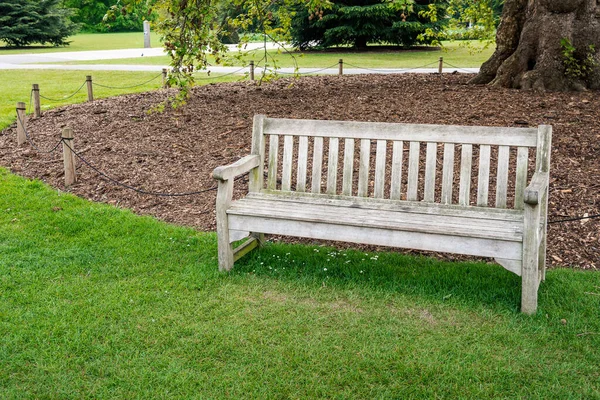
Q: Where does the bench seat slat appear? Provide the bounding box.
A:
[229,197,523,242]
[251,191,524,221]
[230,213,522,261]
[229,214,522,261]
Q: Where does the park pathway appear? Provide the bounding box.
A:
[0,44,479,75]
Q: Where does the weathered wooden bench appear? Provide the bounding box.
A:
[213,116,552,314]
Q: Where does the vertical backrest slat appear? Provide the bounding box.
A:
[281,135,294,191]
[424,142,437,202]
[536,125,552,173]
[390,141,403,200]
[326,137,339,195]
[311,137,324,194]
[514,146,529,210]
[374,140,387,199]
[342,138,355,196]
[458,144,473,206]
[495,145,510,208]
[267,134,279,190]
[407,141,420,201]
[477,144,491,206]
[358,139,371,197]
[250,115,265,192]
[296,136,309,193]
[441,143,455,204]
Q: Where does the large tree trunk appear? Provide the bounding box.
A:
[470,0,600,91]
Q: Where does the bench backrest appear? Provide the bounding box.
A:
[249,115,551,210]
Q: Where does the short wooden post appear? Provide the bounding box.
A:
[32,84,41,118]
[86,76,93,102]
[438,57,444,75]
[16,102,26,145]
[61,127,76,186]
[162,68,168,88]
[249,61,255,81]
[339,59,343,76]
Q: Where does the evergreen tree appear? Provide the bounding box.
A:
[0,0,77,47]
[291,0,447,50]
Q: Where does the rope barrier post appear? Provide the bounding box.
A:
[32,84,41,118]
[249,61,255,81]
[339,59,343,77]
[62,127,76,185]
[86,76,94,102]
[438,57,444,75]
[16,102,26,146]
[162,68,168,88]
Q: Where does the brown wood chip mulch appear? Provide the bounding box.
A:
[1,74,598,269]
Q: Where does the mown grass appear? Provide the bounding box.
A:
[43,41,493,69]
[1,168,599,398]
[0,70,242,130]
[0,32,160,54]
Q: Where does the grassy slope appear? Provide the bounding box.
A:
[1,168,599,398]
[0,70,241,130]
[0,32,160,54]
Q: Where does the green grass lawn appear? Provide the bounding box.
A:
[1,168,599,398]
[0,32,160,54]
[40,41,493,69]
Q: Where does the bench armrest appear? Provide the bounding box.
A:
[213,155,260,181]
[524,172,549,205]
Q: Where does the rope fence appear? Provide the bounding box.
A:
[11,59,597,223]
[92,72,163,89]
[24,57,484,115]
[343,61,439,73]
[13,103,599,224]
[38,81,87,102]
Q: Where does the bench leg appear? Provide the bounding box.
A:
[217,228,234,272]
[216,180,234,272]
[522,205,540,314]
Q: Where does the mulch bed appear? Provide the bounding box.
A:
[1,74,599,269]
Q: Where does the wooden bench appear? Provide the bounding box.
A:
[213,116,552,314]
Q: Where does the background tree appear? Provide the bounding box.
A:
[61,0,156,32]
[445,0,502,40]
[0,0,77,47]
[291,0,447,50]
[471,0,600,90]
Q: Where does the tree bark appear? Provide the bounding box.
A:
[470,0,600,91]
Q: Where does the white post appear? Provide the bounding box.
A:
[143,21,151,49]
